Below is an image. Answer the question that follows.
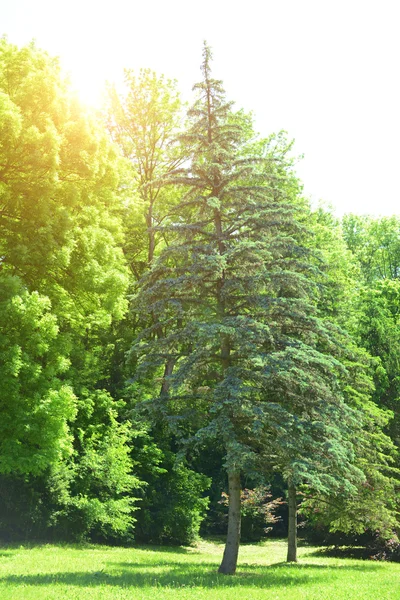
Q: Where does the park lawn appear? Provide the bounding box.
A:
[0,539,399,600]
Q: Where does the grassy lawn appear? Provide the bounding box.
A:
[0,538,399,599]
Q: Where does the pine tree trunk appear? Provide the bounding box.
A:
[218,471,241,575]
[287,481,298,563]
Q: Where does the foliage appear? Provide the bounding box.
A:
[352,281,400,445]
[133,45,343,472]
[342,214,400,283]
[341,215,400,441]
[106,68,184,274]
[219,487,282,542]
[299,370,399,542]
[0,38,137,540]
[45,394,140,542]
[0,274,76,476]
[308,205,361,327]
[131,433,210,545]
[341,214,400,510]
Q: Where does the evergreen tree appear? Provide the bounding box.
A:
[132,44,372,572]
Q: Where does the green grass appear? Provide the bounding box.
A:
[0,538,399,599]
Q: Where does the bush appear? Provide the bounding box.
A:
[133,445,210,545]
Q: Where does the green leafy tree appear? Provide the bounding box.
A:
[348,280,400,465]
[342,215,400,449]
[106,69,184,275]
[308,206,362,327]
[0,275,76,476]
[343,214,400,283]
[44,394,140,542]
[289,210,400,548]
[0,38,137,540]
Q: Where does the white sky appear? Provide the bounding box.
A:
[1,0,399,217]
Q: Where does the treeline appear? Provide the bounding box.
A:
[0,38,399,573]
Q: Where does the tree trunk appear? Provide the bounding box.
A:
[287,481,298,563]
[159,357,175,396]
[146,202,156,267]
[218,471,241,575]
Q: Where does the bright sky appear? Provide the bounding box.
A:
[1,0,399,217]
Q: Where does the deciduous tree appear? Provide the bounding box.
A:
[106,69,184,275]
[0,38,137,539]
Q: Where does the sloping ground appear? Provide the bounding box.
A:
[0,539,399,599]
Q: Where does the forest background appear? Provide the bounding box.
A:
[1,37,400,574]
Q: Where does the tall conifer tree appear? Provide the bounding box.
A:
[132,44,371,573]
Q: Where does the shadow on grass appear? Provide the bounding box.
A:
[0,559,382,590]
[0,541,192,554]
[131,544,194,554]
[308,547,378,560]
